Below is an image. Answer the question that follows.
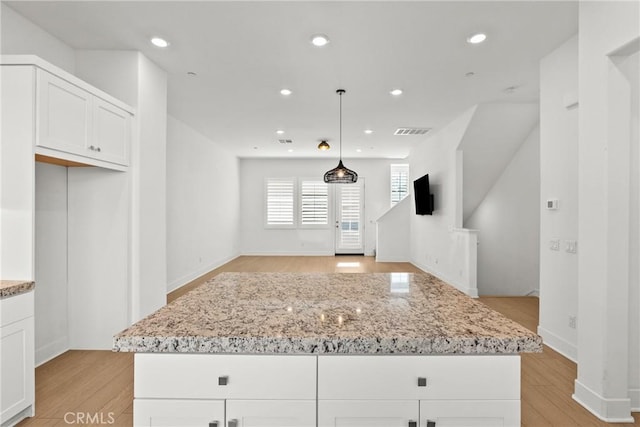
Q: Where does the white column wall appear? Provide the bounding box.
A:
[574,1,639,421]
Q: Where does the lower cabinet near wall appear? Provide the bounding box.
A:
[0,291,35,427]
[133,354,520,427]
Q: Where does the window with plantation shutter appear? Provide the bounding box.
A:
[265,178,295,228]
[299,179,329,227]
[390,164,410,207]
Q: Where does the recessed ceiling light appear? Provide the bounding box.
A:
[310,34,330,47]
[356,149,362,153]
[288,149,294,153]
[150,37,169,48]
[276,130,285,135]
[280,88,292,96]
[364,129,373,135]
[390,89,403,96]
[467,33,487,44]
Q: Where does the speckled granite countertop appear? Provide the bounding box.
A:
[0,280,35,298]
[113,272,542,355]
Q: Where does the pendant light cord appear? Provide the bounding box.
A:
[338,89,345,161]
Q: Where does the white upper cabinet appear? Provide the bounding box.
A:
[35,68,131,168]
[36,70,92,157]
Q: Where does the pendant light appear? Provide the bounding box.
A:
[318,140,330,151]
[324,89,358,184]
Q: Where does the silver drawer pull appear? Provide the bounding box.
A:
[408,421,417,427]
[218,375,229,386]
[418,377,427,387]
[228,420,238,427]
[209,422,219,427]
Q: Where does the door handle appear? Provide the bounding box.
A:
[228,420,238,427]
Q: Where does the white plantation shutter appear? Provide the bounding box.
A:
[300,180,329,226]
[339,185,362,249]
[390,164,410,206]
[265,178,295,227]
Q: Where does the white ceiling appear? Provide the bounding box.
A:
[6,1,578,159]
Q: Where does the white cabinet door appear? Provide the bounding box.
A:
[419,400,520,427]
[0,315,35,424]
[92,97,130,166]
[318,400,419,427]
[37,70,92,156]
[134,399,224,427]
[225,400,316,427]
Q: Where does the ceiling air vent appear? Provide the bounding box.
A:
[278,139,293,144]
[394,127,431,136]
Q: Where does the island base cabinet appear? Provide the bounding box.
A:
[226,400,316,427]
[420,400,520,427]
[134,399,224,427]
[318,400,419,427]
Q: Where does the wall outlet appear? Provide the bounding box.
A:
[568,316,577,329]
[549,239,560,251]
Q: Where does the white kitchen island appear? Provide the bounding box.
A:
[113,272,542,427]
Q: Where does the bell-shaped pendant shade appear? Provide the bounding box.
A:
[324,89,358,184]
[324,160,358,183]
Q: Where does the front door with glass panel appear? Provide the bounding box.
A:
[334,179,365,254]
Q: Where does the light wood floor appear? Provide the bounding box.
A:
[19,256,639,427]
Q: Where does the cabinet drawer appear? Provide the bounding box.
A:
[135,354,316,400]
[134,399,224,427]
[318,355,519,400]
[420,400,520,427]
[1,291,34,327]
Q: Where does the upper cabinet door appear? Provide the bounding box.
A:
[92,98,131,166]
[36,70,92,157]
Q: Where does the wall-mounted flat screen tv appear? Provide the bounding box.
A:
[413,174,434,215]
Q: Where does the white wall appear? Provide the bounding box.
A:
[166,116,240,292]
[131,54,167,319]
[0,3,75,74]
[376,196,410,262]
[574,1,639,420]
[240,158,398,256]
[408,107,477,294]
[465,126,540,297]
[538,35,579,361]
[34,163,68,365]
[619,49,639,411]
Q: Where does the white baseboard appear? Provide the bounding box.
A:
[537,326,578,362]
[410,261,478,298]
[630,388,639,412]
[36,336,69,367]
[167,253,239,293]
[573,379,634,422]
[376,256,410,262]
[241,251,335,256]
